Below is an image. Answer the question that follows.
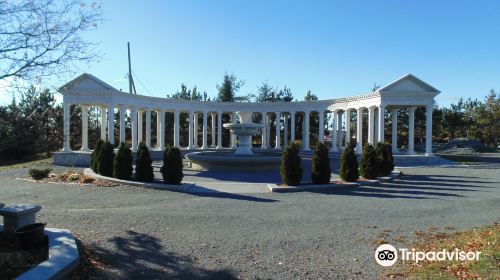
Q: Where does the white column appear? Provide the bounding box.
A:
[275,112,281,149]
[217,111,222,149]
[131,108,138,152]
[62,102,71,151]
[319,110,325,143]
[230,113,236,148]
[283,115,288,147]
[408,107,416,154]
[330,110,338,152]
[290,112,296,142]
[156,110,162,149]
[174,110,180,147]
[159,109,165,150]
[303,111,310,151]
[368,106,375,145]
[81,105,89,151]
[211,113,216,147]
[202,111,208,149]
[356,107,363,154]
[188,111,194,149]
[137,110,143,143]
[391,109,398,153]
[425,105,433,156]
[377,105,385,143]
[261,112,267,149]
[266,113,271,148]
[100,106,107,141]
[344,109,351,146]
[119,105,126,144]
[107,104,114,145]
[337,111,343,150]
[145,109,151,148]
[193,112,198,148]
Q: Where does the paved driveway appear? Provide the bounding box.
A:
[1,163,499,279]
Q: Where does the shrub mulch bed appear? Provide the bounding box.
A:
[0,232,48,279]
[29,170,121,188]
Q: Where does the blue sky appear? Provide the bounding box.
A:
[3,0,500,106]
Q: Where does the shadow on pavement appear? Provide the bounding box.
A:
[78,230,238,280]
[185,185,278,203]
[309,174,495,199]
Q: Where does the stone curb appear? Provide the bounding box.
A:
[268,170,401,193]
[83,168,194,192]
[16,228,79,280]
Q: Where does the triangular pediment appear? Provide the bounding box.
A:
[58,73,118,94]
[379,74,440,94]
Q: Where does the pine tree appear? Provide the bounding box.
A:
[135,141,154,181]
[113,143,133,180]
[311,142,331,184]
[360,144,380,179]
[90,139,104,172]
[97,141,114,177]
[160,146,183,184]
[376,143,394,176]
[280,142,302,186]
[339,147,359,182]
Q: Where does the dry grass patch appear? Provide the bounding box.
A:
[387,223,500,279]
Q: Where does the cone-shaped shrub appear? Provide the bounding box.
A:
[376,142,394,177]
[91,139,104,172]
[280,142,303,186]
[360,144,380,179]
[113,143,133,180]
[339,147,359,182]
[135,141,154,181]
[311,142,331,184]
[160,146,183,184]
[97,141,114,177]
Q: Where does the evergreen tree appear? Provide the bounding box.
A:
[280,142,302,186]
[97,141,114,177]
[311,142,331,184]
[360,144,380,179]
[135,141,154,181]
[113,143,133,179]
[376,142,394,176]
[91,139,104,172]
[160,146,183,184]
[339,147,359,182]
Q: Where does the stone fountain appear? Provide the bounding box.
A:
[185,111,281,172]
[223,112,262,155]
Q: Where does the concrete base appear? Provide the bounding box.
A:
[0,204,42,233]
[17,228,80,280]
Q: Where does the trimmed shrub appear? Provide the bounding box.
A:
[280,142,303,186]
[97,141,115,177]
[160,146,183,184]
[311,142,331,184]
[90,139,104,172]
[135,141,154,181]
[360,144,380,179]
[113,143,133,180]
[339,147,359,182]
[29,168,51,180]
[376,143,395,176]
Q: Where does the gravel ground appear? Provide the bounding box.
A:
[1,162,499,279]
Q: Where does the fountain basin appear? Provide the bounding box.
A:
[186,150,282,172]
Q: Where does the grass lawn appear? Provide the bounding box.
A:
[0,156,53,172]
[389,223,499,279]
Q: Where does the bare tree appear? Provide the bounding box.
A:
[0,0,102,82]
